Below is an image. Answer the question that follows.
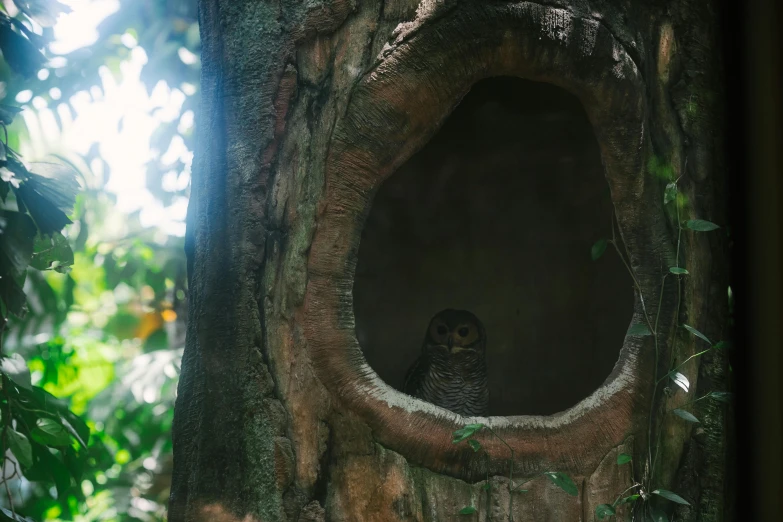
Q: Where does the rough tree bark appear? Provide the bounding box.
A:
[170,1,730,521]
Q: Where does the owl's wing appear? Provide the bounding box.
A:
[403,353,429,397]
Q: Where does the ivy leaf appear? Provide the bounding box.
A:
[6,427,33,468]
[544,471,578,496]
[682,324,711,345]
[467,439,481,452]
[0,353,31,389]
[616,453,632,465]
[664,182,677,205]
[591,239,608,261]
[596,504,616,519]
[672,409,699,423]
[627,323,652,337]
[31,417,72,447]
[669,267,688,275]
[652,489,691,506]
[669,371,690,392]
[452,423,484,443]
[458,506,477,515]
[685,219,719,232]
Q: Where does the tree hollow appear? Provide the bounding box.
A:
[353,76,634,416]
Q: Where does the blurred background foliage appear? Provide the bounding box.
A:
[0,0,198,520]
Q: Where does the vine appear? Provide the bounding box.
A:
[450,159,730,522]
[589,163,730,521]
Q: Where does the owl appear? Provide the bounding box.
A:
[403,309,489,416]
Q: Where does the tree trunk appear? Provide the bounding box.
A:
[170,1,731,521]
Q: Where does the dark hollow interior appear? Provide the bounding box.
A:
[352,77,633,416]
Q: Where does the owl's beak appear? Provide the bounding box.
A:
[447,335,455,351]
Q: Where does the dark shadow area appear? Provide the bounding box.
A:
[353,76,633,416]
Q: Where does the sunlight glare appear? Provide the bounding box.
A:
[19,0,194,237]
[51,0,121,55]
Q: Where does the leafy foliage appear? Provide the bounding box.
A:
[543,471,578,496]
[0,0,197,520]
[588,169,730,521]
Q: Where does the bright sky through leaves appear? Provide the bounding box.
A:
[16,0,192,237]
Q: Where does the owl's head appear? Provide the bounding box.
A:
[425,309,486,355]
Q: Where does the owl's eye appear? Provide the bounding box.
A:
[437,325,448,336]
[458,327,469,337]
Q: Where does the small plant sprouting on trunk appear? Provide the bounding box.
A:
[452,423,578,520]
[589,163,732,521]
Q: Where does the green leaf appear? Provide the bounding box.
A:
[0,210,37,277]
[685,219,719,232]
[615,494,640,506]
[669,371,690,393]
[458,506,477,515]
[0,506,36,522]
[452,423,484,443]
[710,391,732,403]
[0,354,31,389]
[29,387,90,445]
[672,409,699,423]
[616,453,632,465]
[25,443,72,499]
[62,445,87,483]
[482,482,491,491]
[0,272,27,318]
[467,439,481,452]
[544,471,578,496]
[27,384,68,412]
[713,340,730,350]
[682,324,711,345]
[591,239,608,261]
[6,427,32,468]
[0,20,47,78]
[627,323,652,337]
[596,504,616,519]
[59,415,87,449]
[14,163,81,235]
[30,231,74,271]
[652,489,691,506]
[669,267,688,275]
[0,104,23,126]
[31,418,72,447]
